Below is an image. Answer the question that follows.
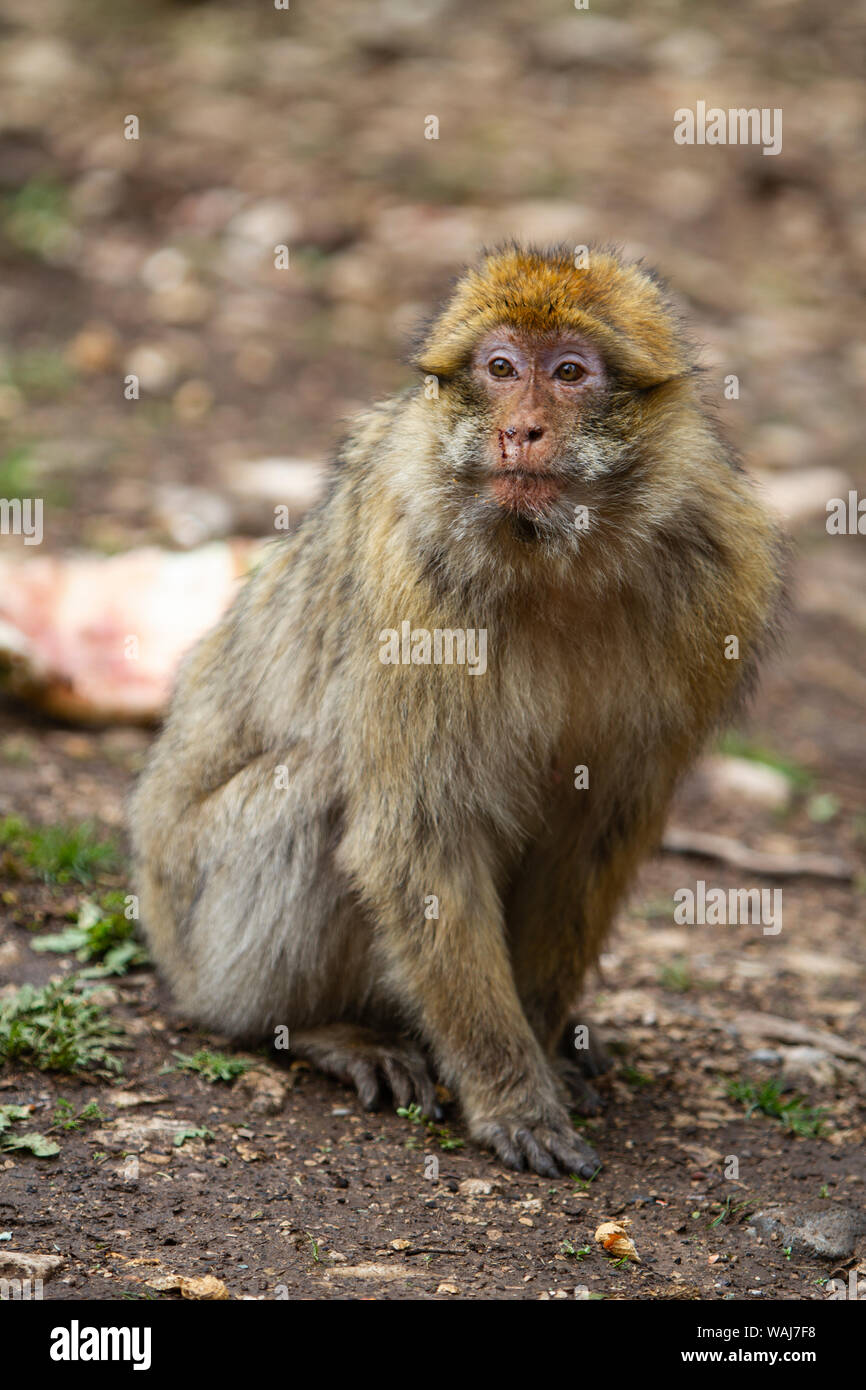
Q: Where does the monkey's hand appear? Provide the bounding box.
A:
[557,1020,612,1078]
[289,1024,439,1118]
[553,1058,604,1117]
[551,1019,611,1115]
[469,1100,600,1180]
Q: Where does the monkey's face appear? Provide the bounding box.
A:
[469,327,608,518]
[430,325,634,564]
[409,247,695,581]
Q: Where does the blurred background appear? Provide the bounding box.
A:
[0,0,863,869]
[0,0,862,533]
[0,0,863,1302]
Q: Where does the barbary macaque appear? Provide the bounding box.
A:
[131,245,785,1177]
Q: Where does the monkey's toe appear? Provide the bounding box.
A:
[288,1024,439,1118]
[475,1112,600,1179]
[554,1057,605,1116]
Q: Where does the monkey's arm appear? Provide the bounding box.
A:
[336,809,599,1177]
[506,766,675,1102]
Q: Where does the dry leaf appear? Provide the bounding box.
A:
[325,1263,411,1280]
[110,1092,165,1110]
[145,1273,229,1300]
[594,1219,641,1262]
[236,1142,262,1162]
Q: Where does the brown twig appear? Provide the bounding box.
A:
[662,827,854,882]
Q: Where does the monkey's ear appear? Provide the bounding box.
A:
[414,245,693,390]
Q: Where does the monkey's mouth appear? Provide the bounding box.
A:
[489,469,564,513]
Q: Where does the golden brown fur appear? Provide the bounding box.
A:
[130,244,785,1177]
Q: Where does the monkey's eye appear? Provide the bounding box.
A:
[554,361,587,382]
[488,357,516,379]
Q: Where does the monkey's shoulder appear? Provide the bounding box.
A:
[334,392,417,472]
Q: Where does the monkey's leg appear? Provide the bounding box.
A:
[507,785,661,1115]
[338,826,600,1179]
[288,1023,439,1116]
[133,752,382,1039]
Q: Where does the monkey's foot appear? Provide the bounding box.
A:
[558,1020,612,1078]
[553,1057,604,1116]
[472,1107,600,1180]
[288,1023,439,1117]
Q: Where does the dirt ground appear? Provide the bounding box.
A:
[0,0,863,1301]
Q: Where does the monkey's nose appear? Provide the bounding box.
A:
[503,424,545,446]
[497,422,552,471]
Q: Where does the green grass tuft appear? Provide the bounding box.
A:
[32,892,149,976]
[1,179,71,260]
[0,979,127,1076]
[168,1049,252,1083]
[728,1077,826,1137]
[717,733,812,790]
[0,817,118,885]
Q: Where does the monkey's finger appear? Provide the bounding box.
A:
[381,1056,414,1110]
[572,1085,603,1117]
[513,1127,561,1180]
[345,1058,381,1110]
[403,1059,439,1119]
[486,1124,526,1172]
[545,1129,600,1180]
[526,1125,600,1179]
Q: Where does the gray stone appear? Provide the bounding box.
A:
[0,1250,65,1282]
[533,17,641,69]
[235,1068,288,1116]
[89,1115,191,1153]
[701,754,793,811]
[779,1046,838,1089]
[750,1205,866,1261]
